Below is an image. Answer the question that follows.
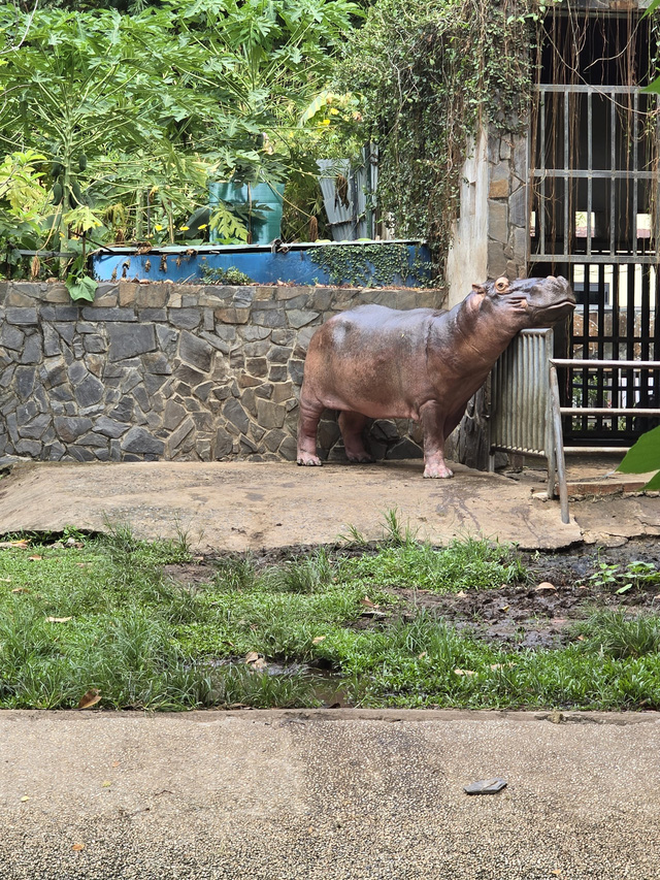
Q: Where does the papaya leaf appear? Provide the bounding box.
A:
[616,426,660,490]
[65,273,98,303]
[642,0,660,17]
[643,470,660,491]
[642,75,660,95]
[209,202,249,243]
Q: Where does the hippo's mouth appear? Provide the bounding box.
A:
[541,297,576,313]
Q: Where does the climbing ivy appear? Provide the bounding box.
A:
[336,0,542,284]
[309,242,432,287]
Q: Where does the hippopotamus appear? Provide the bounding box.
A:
[296,275,575,478]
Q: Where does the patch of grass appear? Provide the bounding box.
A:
[0,529,658,712]
[341,534,526,593]
[572,609,660,659]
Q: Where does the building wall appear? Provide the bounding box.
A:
[446,125,529,311]
[0,281,440,463]
[445,130,489,308]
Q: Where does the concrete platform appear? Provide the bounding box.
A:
[0,456,657,552]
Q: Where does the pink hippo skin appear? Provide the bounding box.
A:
[296,275,576,478]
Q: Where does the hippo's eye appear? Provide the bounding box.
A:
[494,277,509,293]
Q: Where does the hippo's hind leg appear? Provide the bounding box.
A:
[338,410,374,463]
[297,394,324,466]
[419,401,453,478]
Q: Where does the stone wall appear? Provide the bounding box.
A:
[0,281,439,463]
[486,129,528,281]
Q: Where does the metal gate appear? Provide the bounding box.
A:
[529,42,660,447]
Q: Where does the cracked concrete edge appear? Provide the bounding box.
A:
[3,707,659,725]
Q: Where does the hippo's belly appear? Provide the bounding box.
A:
[304,305,444,418]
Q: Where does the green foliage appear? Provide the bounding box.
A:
[65,272,98,303]
[335,0,539,280]
[200,264,254,285]
[208,203,251,244]
[587,557,660,596]
[342,535,526,593]
[309,242,432,287]
[616,426,660,491]
[0,0,361,283]
[572,609,660,660]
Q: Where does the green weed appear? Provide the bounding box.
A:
[572,609,660,659]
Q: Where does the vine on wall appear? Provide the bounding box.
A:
[336,0,542,283]
[309,242,432,287]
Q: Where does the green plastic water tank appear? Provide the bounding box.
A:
[209,181,284,244]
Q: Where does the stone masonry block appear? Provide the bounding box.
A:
[179,331,213,373]
[256,399,286,429]
[107,323,157,361]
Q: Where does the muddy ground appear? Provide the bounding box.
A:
[167,536,660,654]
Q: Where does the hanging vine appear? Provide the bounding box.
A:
[336,0,543,284]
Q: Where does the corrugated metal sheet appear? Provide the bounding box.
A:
[316,159,368,241]
[490,328,554,457]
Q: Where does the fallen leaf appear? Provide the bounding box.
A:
[78,689,102,709]
[456,590,467,598]
[11,587,29,594]
[28,555,43,562]
[20,795,30,802]
[101,781,112,787]
[536,581,557,592]
[46,616,72,623]
[312,636,326,644]
[360,597,376,608]
[454,668,476,676]
[71,843,85,852]
[418,651,428,659]
[112,761,121,768]
[0,576,11,582]
[0,539,30,549]
[500,605,510,612]
[245,651,260,664]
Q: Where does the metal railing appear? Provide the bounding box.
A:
[490,332,660,524]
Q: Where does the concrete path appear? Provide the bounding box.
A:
[2,708,660,879]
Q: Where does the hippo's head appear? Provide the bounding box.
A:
[472,275,576,329]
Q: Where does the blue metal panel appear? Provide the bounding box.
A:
[91,242,431,287]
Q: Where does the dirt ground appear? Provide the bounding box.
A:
[161,534,660,663]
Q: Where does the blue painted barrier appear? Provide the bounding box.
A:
[91,241,432,287]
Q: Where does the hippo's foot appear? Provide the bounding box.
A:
[423,463,454,479]
[346,451,375,464]
[297,452,322,467]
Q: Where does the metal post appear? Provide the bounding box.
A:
[549,362,570,524]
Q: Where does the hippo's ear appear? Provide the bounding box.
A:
[471,283,486,296]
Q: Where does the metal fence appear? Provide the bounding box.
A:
[489,329,660,524]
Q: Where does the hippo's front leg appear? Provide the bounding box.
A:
[419,401,454,479]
